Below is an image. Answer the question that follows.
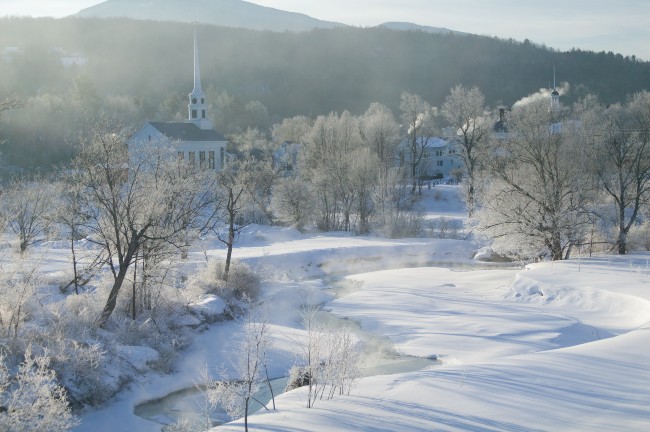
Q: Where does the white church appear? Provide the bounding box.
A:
[128,29,228,170]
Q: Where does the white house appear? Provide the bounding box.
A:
[419,137,464,179]
[128,29,228,170]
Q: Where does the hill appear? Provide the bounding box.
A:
[75,0,344,31]
[1,17,649,170]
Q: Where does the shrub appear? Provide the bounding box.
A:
[188,259,262,306]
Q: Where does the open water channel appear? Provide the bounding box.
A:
[133,275,444,431]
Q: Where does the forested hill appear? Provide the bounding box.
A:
[0,17,649,170]
[1,17,648,116]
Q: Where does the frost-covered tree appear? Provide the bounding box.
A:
[1,175,58,254]
[291,306,362,408]
[589,91,650,254]
[209,313,272,432]
[300,111,364,231]
[400,92,437,195]
[0,261,39,338]
[71,120,221,326]
[477,98,590,260]
[441,85,492,216]
[359,103,401,228]
[270,176,314,231]
[0,347,78,432]
[271,115,313,145]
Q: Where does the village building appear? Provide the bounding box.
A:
[128,29,228,170]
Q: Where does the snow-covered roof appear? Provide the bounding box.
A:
[148,122,226,142]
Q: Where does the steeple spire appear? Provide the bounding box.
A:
[188,25,212,130]
[193,26,202,94]
[550,66,560,111]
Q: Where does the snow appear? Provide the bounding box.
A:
[35,185,650,431]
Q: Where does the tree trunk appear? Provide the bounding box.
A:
[97,240,138,327]
[97,264,130,327]
[224,192,235,281]
[70,230,79,295]
[617,229,628,255]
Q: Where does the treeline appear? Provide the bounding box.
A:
[1,17,649,171]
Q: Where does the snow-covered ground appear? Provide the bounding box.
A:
[65,185,650,431]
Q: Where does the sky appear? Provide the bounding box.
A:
[1,0,649,60]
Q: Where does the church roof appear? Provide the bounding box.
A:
[149,122,226,142]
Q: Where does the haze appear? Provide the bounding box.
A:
[1,0,648,60]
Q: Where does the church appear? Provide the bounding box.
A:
[128,29,228,170]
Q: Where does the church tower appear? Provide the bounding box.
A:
[550,67,560,111]
[188,27,213,130]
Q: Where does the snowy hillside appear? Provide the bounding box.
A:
[59,186,650,431]
[75,0,344,31]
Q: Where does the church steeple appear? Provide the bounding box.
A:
[550,66,560,111]
[188,26,212,130]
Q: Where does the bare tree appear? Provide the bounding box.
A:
[270,176,314,231]
[209,312,272,432]
[271,115,313,145]
[291,306,362,409]
[441,85,492,216]
[359,103,400,227]
[1,175,58,254]
[54,176,95,294]
[400,92,437,195]
[0,96,20,116]
[0,261,39,338]
[590,91,650,254]
[477,98,589,260]
[300,111,363,231]
[71,120,221,327]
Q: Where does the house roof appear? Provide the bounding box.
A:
[149,122,226,142]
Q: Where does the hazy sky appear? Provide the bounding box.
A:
[1,0,649,60]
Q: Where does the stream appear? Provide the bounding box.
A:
[134,272,486,431]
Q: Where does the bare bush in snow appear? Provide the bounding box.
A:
[188,259,261,309]
[0,347,78,432]
[207,312,273,432]
[270,176,314,231]
[290,306,363,408]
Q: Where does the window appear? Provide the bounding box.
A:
[199,151,206,168]
[435,150,443,157]
[148,135,152,142]
[191,109,197,119]
[177,151,184,160]
[208,151,215,169]
[192,98,197,104]
[220,147,225,169]
[188,151,196,165]
[201,98,204,104]
[202,110,206,119]
[437,160,443,167]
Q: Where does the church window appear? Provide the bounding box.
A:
[199,151,206,168]
[192,109,197,119]
[208,151,215,169]
[192,98,197,104]
[189,151,196,165]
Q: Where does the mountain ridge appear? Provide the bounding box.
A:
[75,0,345,32]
